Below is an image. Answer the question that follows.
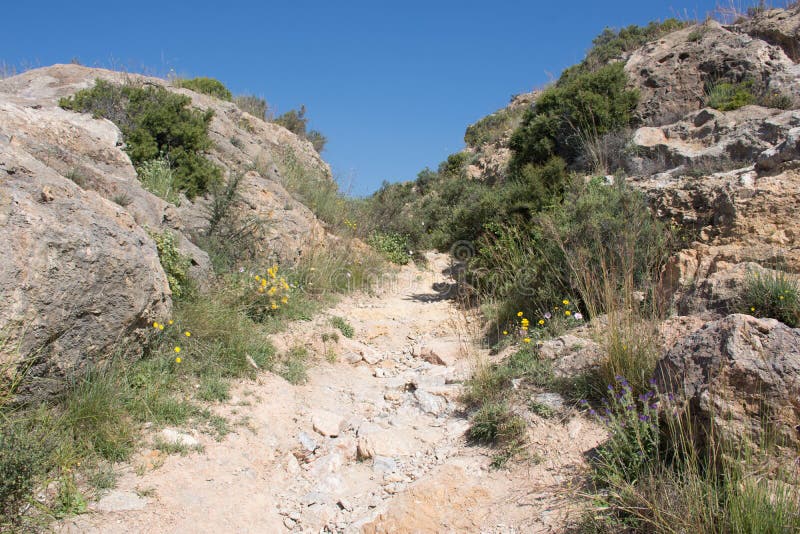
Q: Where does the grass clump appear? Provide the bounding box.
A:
[280,345,308,384]
[174,77,232,101]
[137,157,180,205]
[741,267,800,327]
[59,79,221,198]
[330,316,354,338]
[579,379,800,533]
[705,79,756,111]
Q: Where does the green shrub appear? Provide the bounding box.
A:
[741,267,800,327]
[233,94,269,120]
[758,90,794,110]
[509,63,639,170]
[0,424,50,524]
[272,105,327,153]
[467,402,527,452]
[330,316,354,338]
[367,232,411,265]
[137,157,180,205]
[174,77,232,101]
[705,80,756,111]
[60,79,221,198]
[149,230,191,299]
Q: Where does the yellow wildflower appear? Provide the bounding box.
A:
[174,346,181,353]
[517,311,524,317]
[538,319,545,325]
[523,338,531,343]
[281,297,288,304]
[565,310,571,316]
[175,357,182,363]
[562,299,570,305]
[158,324,164,331]
[184,331,191,337]
[271,303,278,310]
[168,320,174,325]
[503,330,508,335]
[153,322,160,329]
[750,307,756,312]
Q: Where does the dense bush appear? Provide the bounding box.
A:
[60,79,221,198]
[367,232,411,265]
[509,63,639,170]
[0,424,49,525]
[175,77,232,101]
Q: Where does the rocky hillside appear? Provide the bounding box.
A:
[0,64,332,397]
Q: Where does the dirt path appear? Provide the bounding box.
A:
[57,254,603,533]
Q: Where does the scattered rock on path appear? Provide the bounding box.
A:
[91,490,148,512]
[312,409,345,437]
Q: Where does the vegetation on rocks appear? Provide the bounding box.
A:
[174,76,233,101]
[59,79,221,198]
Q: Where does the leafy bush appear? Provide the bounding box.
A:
[705,80,756,111]
[467,402,526,447]
[149,230,191,299]
[174,77,232,101]
[137,157,180,205]
[233,94,270,120]
[60,79,221,198]
[367,232,411,265]
[509,63,639,170]
[741,267,800,327]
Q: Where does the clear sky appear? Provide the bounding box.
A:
[3,0,724,195]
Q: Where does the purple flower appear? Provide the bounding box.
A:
[589,409,597,416]
[544,312,552,319]
[608,384,615,392]
[638,414,650,422]
[638,394,648,402]
[627,405,635,411]
[579,399,588,405]
[667,393,675,402]
[649,378,657,386]
[650,403,659,410]
[615,375,624,382]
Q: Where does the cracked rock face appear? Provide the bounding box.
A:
[625,20,800,127]
[655,314,800,449]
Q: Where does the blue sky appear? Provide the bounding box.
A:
[3,1,724,195]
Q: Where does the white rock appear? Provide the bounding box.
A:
[91,490,148,512]
[311,409,345,437]
[298,431,318,452]
[159,428,199,447]
[414,390,447,416]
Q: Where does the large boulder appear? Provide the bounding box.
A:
[654,314,800,448]
[0,142,171,399]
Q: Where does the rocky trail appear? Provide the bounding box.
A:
[56,254,604,534]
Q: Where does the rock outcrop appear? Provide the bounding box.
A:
[654,314,800,448]
[1,142,171,399]
[625,20,799,126]
[738,6,800,62]
[0,64,332,397]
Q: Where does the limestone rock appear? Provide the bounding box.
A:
[654,314,800,448]
[738,7,800,61]
[0,142,171,399]
[91,490,148,512]
[159,428,200,448]
[625,20,799,126]
[312,410,345,437]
